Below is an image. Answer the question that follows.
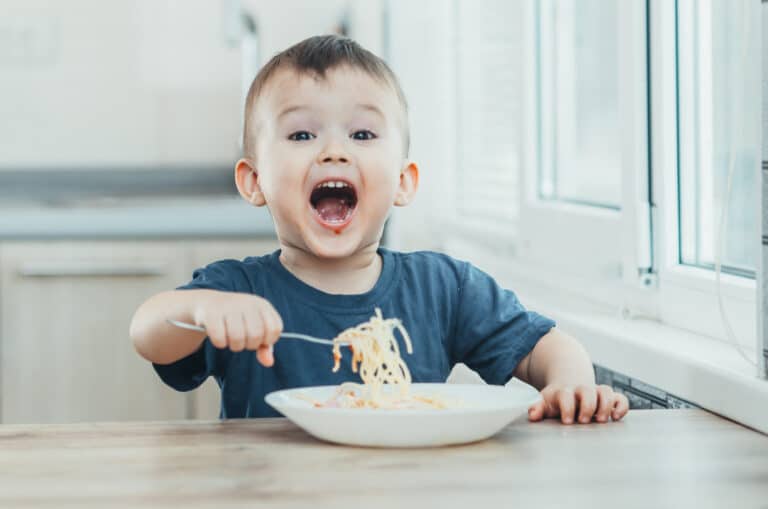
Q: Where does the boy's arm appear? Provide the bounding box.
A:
[130,290,214,365]
[130,289,283,367]
[513,327,629,424]
[513,327,595,388]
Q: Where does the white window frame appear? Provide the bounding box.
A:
[513,0,760,366]
[651,0,759,356]
[442,0,760,373]
[515,0,652,303]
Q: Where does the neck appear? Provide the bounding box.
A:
[278,241,383,295]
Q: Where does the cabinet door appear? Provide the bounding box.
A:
[0,241,190,424]
[187,238,279,419]
[3,1,241,168]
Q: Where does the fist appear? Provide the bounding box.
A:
[194,292,283,367]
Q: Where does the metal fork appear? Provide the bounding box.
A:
[165,319,348,346]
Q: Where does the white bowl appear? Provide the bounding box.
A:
[265,383,541,448]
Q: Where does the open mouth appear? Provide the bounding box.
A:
[309,180,358,226]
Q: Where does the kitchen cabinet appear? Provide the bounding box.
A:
[0,238,278,424]
[0,0,242,168]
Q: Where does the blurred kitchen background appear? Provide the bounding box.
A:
[0,0,765,429]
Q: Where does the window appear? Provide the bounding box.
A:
[677,0,759,278]
[537,0,623,209]
[441,0,760,370]
[521,0,760,357]
[515,0,649,285]
[653,0,760,358]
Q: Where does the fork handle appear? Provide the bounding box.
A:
[165,320,339,346]
[166,319,206,333]
[280,332,335,346]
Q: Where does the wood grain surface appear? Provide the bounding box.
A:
[0,409,766,509]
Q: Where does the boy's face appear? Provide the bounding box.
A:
[237,66,417,259]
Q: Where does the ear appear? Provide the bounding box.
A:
[394,161,419,206]
[234,158,266,206]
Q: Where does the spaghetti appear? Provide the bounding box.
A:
[311,308,448,409]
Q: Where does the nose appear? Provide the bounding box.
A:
[317,137,350,165]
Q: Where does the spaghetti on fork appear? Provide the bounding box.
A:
[312,308,447,409]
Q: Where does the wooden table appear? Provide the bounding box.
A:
[0,409,766,508]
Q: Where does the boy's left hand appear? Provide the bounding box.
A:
[528,383,629,424]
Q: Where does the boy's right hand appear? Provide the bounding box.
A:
[193,292,283,367]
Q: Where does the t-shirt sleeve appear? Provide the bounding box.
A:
[449,262,555,386]
[152,261,238,392]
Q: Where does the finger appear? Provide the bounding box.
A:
[612,393,630,421]
[206,316,228,349]
[576,385,598,424]
[595,385,615,423]
[243,312,265,351]
[528,399,546,421]
[257,345,274,367]
[260,305,283,346]
[557,388,576,424]
[225,313,246,352]
[540,387,561,419]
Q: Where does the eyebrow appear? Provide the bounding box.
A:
[355,104,386,120]
[277,105,310,121]
[276,103,386,121]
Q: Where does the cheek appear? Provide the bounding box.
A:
[259,152,306,196]
[365,171,401,208]
[361,144,403,194]
[263,174,303,209]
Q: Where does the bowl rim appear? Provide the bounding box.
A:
[265,382,542,417]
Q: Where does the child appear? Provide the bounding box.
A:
[130,35,629,424]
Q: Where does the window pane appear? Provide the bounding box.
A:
[678,0,759,276]
[537,0,622,209]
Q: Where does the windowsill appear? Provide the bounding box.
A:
[515,280,768,435]
[444,242,768,435]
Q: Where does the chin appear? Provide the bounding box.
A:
[304,234,369,259]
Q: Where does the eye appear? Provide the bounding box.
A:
[351,130,377,141]
[288,131,315,141]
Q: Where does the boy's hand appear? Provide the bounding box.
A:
[528,383,629,424]
[193,292,283,367]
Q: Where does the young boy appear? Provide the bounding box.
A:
[130,35,629,424]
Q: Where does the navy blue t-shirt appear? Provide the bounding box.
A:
[153,249,555,418]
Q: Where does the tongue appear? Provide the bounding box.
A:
[315,197,350,223]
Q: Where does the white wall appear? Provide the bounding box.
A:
[384,0,457,252]
[0,0,383,170]
[241,0,383,60]
[385,0,527,254]
[0,0,243,168]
